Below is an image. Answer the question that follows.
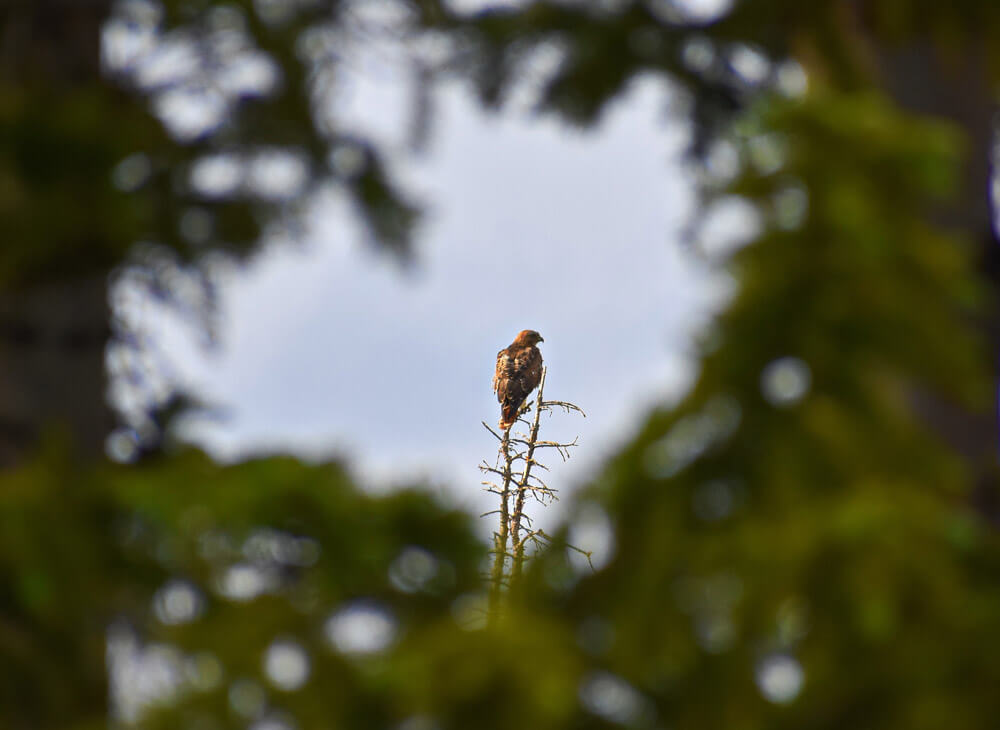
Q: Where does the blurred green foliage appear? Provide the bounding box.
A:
[0,84,158,285]
[529,89,1000,730]
[2,1,1000,729]
[1,447,484,728]
[0,0,420,291]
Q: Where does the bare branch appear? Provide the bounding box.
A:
[509,368,549,586]
[541,400,587,417]
[482,362,585,621]
[536,529,596,573]
[481,421,505,442]
[488,427,513,622]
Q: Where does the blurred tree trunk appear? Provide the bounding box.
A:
[0,278,112,465]
[851,20,1000,505]
[0,0,106,82]
[0,0,114,467]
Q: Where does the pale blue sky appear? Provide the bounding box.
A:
[106,5,736,522]
[161,76,725,524]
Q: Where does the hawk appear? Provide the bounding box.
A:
[493,329,544,430]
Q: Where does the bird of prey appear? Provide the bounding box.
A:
[493,329,544,430]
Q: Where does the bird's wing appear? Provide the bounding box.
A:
[513,346,542,392]
[493,348,511,395]
[503,346,541,406]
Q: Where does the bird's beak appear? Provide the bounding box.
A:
[539,336,544,342]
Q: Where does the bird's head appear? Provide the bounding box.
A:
[516,329,544,346]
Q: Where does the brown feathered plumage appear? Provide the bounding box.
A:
[493,329,544,430]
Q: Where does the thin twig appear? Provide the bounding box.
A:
[541,400,587,417]
[481,421,504,442]
[536,529,596,573]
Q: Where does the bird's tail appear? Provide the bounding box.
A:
[499,403,518,430]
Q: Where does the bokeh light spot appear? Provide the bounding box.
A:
[263,639,310,691]
[730,44,770,85]
[652,0,733,25]
[325,602,397,655]
[761,357,811,407]
[106,428,140,463]
[153,579,205,625]
[217,51,281,98]
[389,546,439,593]
[773,184,809,230]
[112,153,152,191]
[755,653,804,704]
[579,671,649,725]
[154,87,228,142]
[249,150,308,201]
[216,563,277,601]
[775,60,808,97]
[190,154,243,198]
[747,133,787,175]
[680,35,714,72]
